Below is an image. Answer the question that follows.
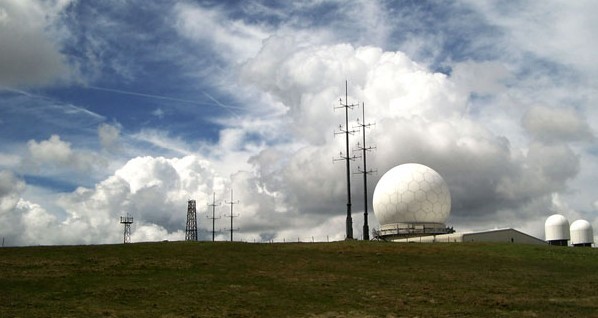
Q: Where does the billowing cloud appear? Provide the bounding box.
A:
[2,1,597,245]
[173,2,270,63]
[0,170,24,212]
[0,170,61,246]
[522,106,594,143]
[451,60,511,96]
[26,135,100,171]
[0,0,72,87]
[466,1,598,77]
[98,123,121,152]
[239,38,588,236]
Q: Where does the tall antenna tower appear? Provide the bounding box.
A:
[119,214,134,244]
[185,199,198,241]
[207,192,220,242]
[224,189,240,242]
[354,102,376,240]
[334,80,359,240]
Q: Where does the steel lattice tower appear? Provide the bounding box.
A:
[120,215,133,244]
[185,200,198,241]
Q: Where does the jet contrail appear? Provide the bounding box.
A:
[202,91,240,117]
[85,85,243,115]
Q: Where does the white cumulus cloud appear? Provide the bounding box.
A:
[0,0,73,87]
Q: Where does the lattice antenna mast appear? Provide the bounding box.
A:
[224,189,240,242]
[333,80,359,240]
[353,102,376,240]
[185,199,198,241]
[119,214,134,244]
[207,192,221,242]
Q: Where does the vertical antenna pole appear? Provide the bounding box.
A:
[206,193,221,242]
[361,103,372,240]
[230,190,234,241]
[209,193,218,242]
[353,102,376,241]
[361,103,368,240]
[344,81,353,239]
[334,81,358,239]
[225,189,240,242]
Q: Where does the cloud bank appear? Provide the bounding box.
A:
[1,1,597,245]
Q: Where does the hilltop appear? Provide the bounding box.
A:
[1,241,597,317]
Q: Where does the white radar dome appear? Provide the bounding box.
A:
[373,163,451,226]
[570,220,593,246]
[545,214,570,241]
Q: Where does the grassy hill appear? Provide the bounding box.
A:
[1,241,597,317]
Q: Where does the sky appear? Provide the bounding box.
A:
[1,0,597,246]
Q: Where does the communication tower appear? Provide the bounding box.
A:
[353,102,376,240]
[119,214,134,244]
[185,199,198,241]
[224,189,240,242]
[207,192,220,241]
[334,80,359,240]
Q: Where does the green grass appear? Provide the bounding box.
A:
[1,241,597,317]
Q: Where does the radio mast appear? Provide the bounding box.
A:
[354,102,376,240]
[207,192,220,241]
[334,81,358,239]
[224,189,240,242]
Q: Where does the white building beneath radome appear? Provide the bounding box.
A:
[390,228,546,245]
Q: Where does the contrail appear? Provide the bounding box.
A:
[202,91,240,117]
[1,85,105,120]
[85,85,243,115]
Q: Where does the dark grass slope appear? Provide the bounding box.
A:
[1,241,597,317]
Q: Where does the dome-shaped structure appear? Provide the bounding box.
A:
[570,220,593,247]
[545,214,570,246]
[373,163,451,238]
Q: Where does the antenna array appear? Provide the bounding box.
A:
[207,192,221,242]
[353,102,376,240]
[224,189,240,242]
[334,80,359,240]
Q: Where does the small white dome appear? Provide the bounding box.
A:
[545,214,570,241]
[570,219,593,245]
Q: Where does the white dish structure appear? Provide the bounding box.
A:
[545,214,570,246]
[373,163,451,238]
[570,219,594,247]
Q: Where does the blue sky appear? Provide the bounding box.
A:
[1,0,597,245]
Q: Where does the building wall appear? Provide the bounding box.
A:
[391,228,546,245]
[462,229,546,245]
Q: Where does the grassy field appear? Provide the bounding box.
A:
[1,241,597,317]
